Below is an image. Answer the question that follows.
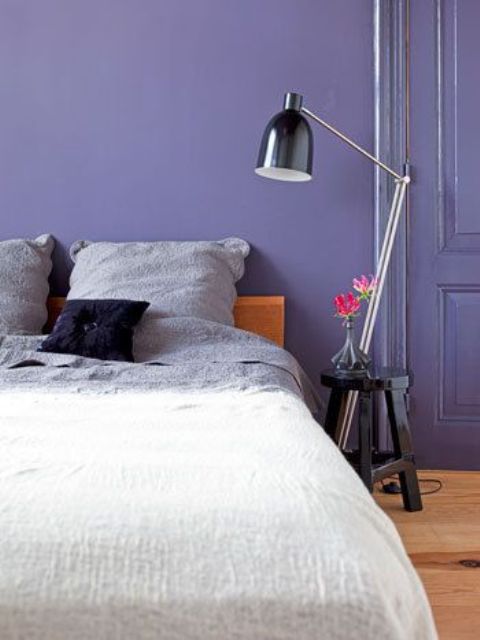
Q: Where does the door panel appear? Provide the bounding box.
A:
[440,286,480,419]
[410,0,480,469]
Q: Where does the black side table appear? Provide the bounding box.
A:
[321,367,422,512]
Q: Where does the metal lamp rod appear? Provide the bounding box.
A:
[338,180,408,448]
[301,107,404,181]
[300,106,410,449]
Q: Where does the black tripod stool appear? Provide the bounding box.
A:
[321,367,422,512]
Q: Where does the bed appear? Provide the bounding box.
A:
[0,294,436,640]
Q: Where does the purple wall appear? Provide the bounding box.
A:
[0,0,374,383]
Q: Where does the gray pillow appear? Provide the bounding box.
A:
[0,234,55,335]
[68,238,250,326]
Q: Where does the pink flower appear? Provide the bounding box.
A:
[333,292,361,321]
[352,274,377,300]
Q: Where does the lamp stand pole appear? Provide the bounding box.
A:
[337,178,408,448]
[300,106,410,448]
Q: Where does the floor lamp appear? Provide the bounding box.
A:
[255,92,410,448]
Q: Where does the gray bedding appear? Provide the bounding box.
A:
[0,317,320,412]
[68,237,250,327]
[0,234,54,335]
[0,318,437,640]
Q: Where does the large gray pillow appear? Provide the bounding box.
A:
[0,234,55,335]
[68,238,250,326]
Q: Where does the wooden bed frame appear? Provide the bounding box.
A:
[46,296,285,347]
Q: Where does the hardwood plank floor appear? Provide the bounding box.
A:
[375,471,480,640]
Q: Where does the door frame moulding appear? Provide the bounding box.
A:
[372,0,410,446]
[373,0,409,371]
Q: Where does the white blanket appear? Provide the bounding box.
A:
[0,387,436,640]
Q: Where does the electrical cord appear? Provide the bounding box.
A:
[418,478,443,495]
[378,477,443,496]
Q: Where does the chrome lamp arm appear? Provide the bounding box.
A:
[301,107,406,182]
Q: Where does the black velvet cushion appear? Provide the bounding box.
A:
[38,299,150,362]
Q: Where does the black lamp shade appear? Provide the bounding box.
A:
[255,93,313,182]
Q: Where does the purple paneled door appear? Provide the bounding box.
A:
[409,0,480,469]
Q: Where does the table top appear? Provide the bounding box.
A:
[320,367,411,391]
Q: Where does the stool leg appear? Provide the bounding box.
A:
[358,391,373,492]
[324,390,348,444]
[385,390,422,512]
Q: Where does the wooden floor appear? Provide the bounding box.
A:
[375,471,480,640]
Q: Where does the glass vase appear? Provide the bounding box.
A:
[331,318,370,375]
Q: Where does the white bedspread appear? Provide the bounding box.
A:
[0,387,436,640]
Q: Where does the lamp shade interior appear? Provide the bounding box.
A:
[254,166,311,182]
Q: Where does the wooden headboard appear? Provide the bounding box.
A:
[46,296,285,347]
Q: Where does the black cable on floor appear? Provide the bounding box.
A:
[418,478,443,495]
[378,476,443,496]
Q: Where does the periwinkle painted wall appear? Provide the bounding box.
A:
[0,0,374,385]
